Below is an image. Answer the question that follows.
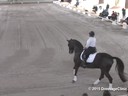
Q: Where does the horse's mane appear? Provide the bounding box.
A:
[72,39,83,49]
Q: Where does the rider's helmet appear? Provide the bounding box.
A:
[89,31,95,37]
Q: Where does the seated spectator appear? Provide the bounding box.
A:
[99,9,109,18]
[97,6,103,15]
[84,10,88,14]
[108,11,118,21]
[92,6,98,14]
[120,17,128,25]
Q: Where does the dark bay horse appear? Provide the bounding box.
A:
[67,39,127,88]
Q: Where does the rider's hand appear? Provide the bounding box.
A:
[83,47,86,50]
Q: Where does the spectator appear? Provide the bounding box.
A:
[92,6,98,14]
[116,12,120,22]
[108,11,117,21]
[106,4,109,11]
[97,6,103,16]
[120,17,128,25]
[99,9,109,18]
[75,0,79,7]
[99,6,102,10]
[122,8,126,19]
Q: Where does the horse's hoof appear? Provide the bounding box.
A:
[72,80,76,83]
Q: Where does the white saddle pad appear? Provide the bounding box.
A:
[80,50,84,61]
[80,51,97,63]
[86,53,97,63]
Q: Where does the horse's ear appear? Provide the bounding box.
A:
[67,38,72,42]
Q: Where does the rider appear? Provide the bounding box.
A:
[83,31,97,62]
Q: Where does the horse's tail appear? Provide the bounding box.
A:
[113,57,127,82]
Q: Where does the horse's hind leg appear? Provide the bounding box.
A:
[93,70,104,85]
[104,72,113,88]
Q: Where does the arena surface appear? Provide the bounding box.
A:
[0,3,127,96]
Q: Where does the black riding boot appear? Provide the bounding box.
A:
[82,53,87,62]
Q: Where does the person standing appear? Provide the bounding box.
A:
[106,4,109,11]
[122,8,126,19]
[75,0,79,7]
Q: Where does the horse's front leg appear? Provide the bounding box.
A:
[72,65,80,83]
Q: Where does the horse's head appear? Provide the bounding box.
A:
[67,39,74,54]
[67,39,83,54]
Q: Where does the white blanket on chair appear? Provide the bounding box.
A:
[86,53,97,63]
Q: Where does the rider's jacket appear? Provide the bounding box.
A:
[85,37,96,48]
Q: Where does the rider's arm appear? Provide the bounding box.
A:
[83,38,91,49]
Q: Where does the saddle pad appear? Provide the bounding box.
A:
[86,53,97,63]
[80,50,84,62]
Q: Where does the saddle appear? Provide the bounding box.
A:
[80,51,97,63]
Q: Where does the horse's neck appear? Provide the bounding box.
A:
[73,40,83,54]
[74,46,83,54]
